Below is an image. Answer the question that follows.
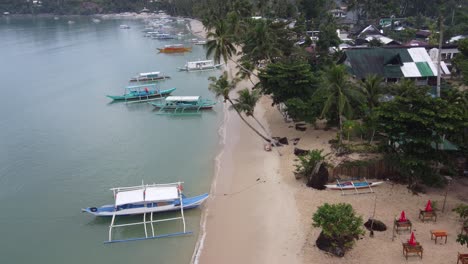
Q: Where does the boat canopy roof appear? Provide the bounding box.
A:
[166,96,200,102]
[115,186,179,206]
[188,60,213,64]
[126,83,157,90]
[139,71,160,77]
[165,44,183,47]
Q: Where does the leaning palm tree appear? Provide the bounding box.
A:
[314,65,362,144]
[205,20,237,66]
[208,72,271,142]
[206,19,257,78]
[232,89,271,137]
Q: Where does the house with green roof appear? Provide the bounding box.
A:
[338,47,450,85]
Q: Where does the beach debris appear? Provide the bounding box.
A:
[272,137,288,145]
[294,147,309,156]
[364,219,387,231]
[264,143,272,152]
[292,138,300,145]
[295,123,307,131]
[306,162,328,190]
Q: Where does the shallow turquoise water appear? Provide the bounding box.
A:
[0,16,221,264]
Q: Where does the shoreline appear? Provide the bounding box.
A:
[188,18,304,264]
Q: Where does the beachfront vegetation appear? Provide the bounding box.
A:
[208,73,271,142]
[453,204,468,246]
[313,203,364,256]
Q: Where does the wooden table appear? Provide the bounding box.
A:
[458,253,468,264]
[402,242,423,259]
[394,219,412,233]
[430,230,447,244]
[419,209,437,222]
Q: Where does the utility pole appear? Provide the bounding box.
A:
[436,15,443,98]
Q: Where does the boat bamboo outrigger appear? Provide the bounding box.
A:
[82,182,209,243]
[106,84,176,103]
[324,178,383,195]
[149,96,216,115]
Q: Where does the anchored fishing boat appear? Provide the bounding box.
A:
[152,33,174,40]
[177,60,223,72]
[149,96,216,114]
[82,182,209,243]
[106,84,175,103]
[119,24,130,29]
[129,71,170,82]
[157,44,192,53]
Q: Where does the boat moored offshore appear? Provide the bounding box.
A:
[106,84,176,103]
[150,96,216,114]
[157,44,192,53]
[129,71,170,82]
[178,59,223,72]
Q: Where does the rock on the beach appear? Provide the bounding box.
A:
[306,163,328,190]
[294,147,309,156]
[315,232,345,257]
[364,219,387,231]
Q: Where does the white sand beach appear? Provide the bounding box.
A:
[188,19,468,264]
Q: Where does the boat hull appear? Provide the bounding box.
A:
[325,181,383,190]
[129,76,170,82]
[178,64,223,72]
[82,193,209,217]
[107,87,176,101]
[157,48,192,53]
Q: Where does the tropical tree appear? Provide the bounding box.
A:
[208,72,271,142]
[232,89,271,137]
[314,65,362,144]
[359,75,385,143]
[206,20,237,65]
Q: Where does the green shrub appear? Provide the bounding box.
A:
[294,149,328,176]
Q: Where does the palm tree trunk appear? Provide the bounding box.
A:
[227,99,271,142]
[229,58,258,78]
[250,114,273,141]
[369,128,376,144]
[338,114,343,144]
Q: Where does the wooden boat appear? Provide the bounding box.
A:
[129,71,170,82]
[324,181,383,190]
[119,24,130,29]
[82,182,208,243]
[150,96,216,114]
[106,84,175,102]
[152,33,174,40]
[157,44,192,53]
[177,60,223,72]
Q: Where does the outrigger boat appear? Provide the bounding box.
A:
[152,33,175,40]
[157,44,192,53]
[149,96,216,114]
[129,71,170,82]
[106,84,176,103]
[177,60,223,72]
[82,182,209,243]
[325,178,383,195]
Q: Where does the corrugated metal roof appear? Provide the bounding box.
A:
[415,62,434,77]
[401,62,421,77]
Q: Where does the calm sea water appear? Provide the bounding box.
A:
[0,16,221,264]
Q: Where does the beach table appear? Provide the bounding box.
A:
[419,209,437,222]
[458,252,468,264]
[430,230,447,244]
[394,219,412,233]
[402,242,423,259]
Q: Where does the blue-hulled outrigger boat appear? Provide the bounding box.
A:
[82,182,209,243]
[106,84,176,103]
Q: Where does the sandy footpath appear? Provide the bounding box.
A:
[189,19,468,264]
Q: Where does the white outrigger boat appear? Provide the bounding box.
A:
[82,182,209,243]
[177,60,223,72]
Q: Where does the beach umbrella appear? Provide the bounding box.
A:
[408,232,417,246]
[425,200,433,212]
[399,210,407,222]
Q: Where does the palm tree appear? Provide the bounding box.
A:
[208,72,271,142]
[314,65,361,144]
[232,89,271,137]
[206,19,258,78]
[206,20,237,65]
[359,75,384,143]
